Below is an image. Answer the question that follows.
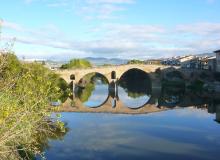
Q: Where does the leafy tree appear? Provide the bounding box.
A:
[60,59,92,69]
[0,53,66,159]
[57,78,71,102]
[127,59,145,64]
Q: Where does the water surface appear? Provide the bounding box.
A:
[44,109,220,160]
[47,71,220,160]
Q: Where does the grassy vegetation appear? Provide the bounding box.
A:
[101,63,113,67]
[127,59,145,64]
[0,53,67,159]
[60,59,92,69]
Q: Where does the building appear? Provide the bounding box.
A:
[179,55,217,71]
[214,50,220,72]
[161,58,180,66]
[207,56,216,71]
[179,55,199,69]
[200,56,216,71]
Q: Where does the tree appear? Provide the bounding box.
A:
[127,59,145,64]
[60,59,92,69]
[0,53,66,159]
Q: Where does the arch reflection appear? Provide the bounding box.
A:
[118,68,152,109]
[75,72,109,108]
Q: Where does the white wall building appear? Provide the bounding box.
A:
[215,50,220,72]
[179,55,196,68]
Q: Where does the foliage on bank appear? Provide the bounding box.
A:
[127,59,145,64]
[0,53,67,159]
[60,59,92,69]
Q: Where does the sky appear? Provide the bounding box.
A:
[0,0,220,60]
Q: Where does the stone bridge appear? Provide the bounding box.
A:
[56,64,210,84]
[56,64,173,90]
[55,64,218,114]
[56,64,170,83]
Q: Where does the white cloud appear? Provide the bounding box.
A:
[0,20,24,32]
[24,0,36,4]
[176,22,220,36]
[47,2,68,7]
[23,0,135,20]
[2,20,220,60]
[79,3,126,20]
[74,0,136,20]
[86,0,135,4]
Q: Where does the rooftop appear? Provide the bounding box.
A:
[214,50,220,53]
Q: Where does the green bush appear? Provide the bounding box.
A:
[127,59,145,64]
[0,53,66,159]
[60,59,92,69]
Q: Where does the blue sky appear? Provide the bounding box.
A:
[0,0,220,60]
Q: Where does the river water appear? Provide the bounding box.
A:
[42,71,220,160]
[44,110,220,160]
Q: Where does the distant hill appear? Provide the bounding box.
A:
[84,57,128,66]
[42,57,128,68]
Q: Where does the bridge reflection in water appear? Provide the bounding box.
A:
[61,68,220,121]
[62,68,162,114]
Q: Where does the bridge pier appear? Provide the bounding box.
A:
[109,71,118,108]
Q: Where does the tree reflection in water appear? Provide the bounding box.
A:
[17,121,69,160]
[75,73,109,107]
[119,68,152,97]
[118,68,152,108]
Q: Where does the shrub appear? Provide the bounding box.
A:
[0,53,66,159]
[127,59,144,64]
[60,59,92,69]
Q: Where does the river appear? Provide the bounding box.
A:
[41,71,220,160]
[43,110,220,160]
